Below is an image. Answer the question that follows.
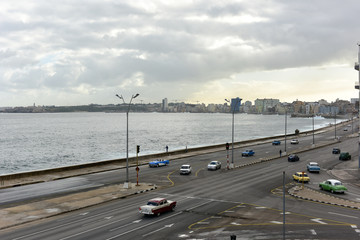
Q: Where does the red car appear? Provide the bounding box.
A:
[139,198,176,216]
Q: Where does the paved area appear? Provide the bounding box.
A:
[0,128,359,230]
[289,156,360,209]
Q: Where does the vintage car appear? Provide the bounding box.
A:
[272,140,281,145]
[149,159,169,167]
[290,139,299,144]
[288,154,299,162]
[307,162,320,173]
[180,164,192,175]
[339,152,351,161]
[242,149,255,157]
[207,161,221,170]
[139,198,176,216]
[332,148,341,154]
[319,179,347,193]
[293,172,310,182]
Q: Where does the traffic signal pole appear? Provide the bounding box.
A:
[136,145,140,186]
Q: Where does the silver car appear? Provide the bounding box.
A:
[207,161,221,170]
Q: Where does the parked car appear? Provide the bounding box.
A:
[288,154,299,162]
[180,164,192,175]
[242,149,255,157]
[343,128,348,131]
[149,159,169,167]
[307,162,320,173]
[290,139,299,144]
[292,172,310,182]
[207,161,221,170]
[139,198,176,216]
[272,140,281,145]
[332,148,341,154]
[339,152,351,160]
[319,179,347,193]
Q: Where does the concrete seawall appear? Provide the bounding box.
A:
[0,120,350,184]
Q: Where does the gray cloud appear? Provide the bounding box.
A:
[0,0,359,106]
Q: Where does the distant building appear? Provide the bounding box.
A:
[162,98,168,112]
[254,98,280,114]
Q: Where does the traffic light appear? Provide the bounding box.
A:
[226,142,229,150]
[137,145,140,153]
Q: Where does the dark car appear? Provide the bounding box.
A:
[339,152,351,160]
[288,154,299,162]
[332,148,340,154]
[272,140,281,145]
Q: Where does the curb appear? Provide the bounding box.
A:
[288,186,360,210]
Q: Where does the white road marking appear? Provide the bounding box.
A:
[196,222,210,224]
[328,212,359,219]
[311,218,327,224]
[79,212,89,216]
[106,211,183,240]
[280,212,290,215]
[270,221,282,224]
[224,210,235,213]
[142,223,174,237]
[310,229,317,235]
[255,206,266,209]
[105,216,113,220]
[186,200,213,211]
[351,225,358,228]
[355,229,360,233]
[231,222,242,225]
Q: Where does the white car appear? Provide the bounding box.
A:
[290,139,299,144]
[207,161,221,170]
[180,164,192,175]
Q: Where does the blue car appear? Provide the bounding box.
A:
[242,149,255,157]
[149,159,169,167]
[272,140,281,145]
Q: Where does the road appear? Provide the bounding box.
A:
[0,120,359,239]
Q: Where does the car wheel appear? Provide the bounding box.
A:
[157,212,160,216]
[330,189,334,193]
[319,186,323,190]
[171,205,175,211]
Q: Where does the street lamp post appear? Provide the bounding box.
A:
[225,98,242,168]
[284,110,287,155]
[116,93,139,188]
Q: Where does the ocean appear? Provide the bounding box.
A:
[0,112,339,175]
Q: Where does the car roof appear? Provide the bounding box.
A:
[327,179,341,184]
[149,198,166,202]
[181,164,191,167]
[295,171,307,174]
[309,162,318,165]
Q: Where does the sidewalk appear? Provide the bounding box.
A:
[0,182,156,230]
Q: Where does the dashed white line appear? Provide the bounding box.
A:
[310,229,317,235]
[328,212,358,219]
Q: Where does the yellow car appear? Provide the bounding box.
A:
[293,172,310,182]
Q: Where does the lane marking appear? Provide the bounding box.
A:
[167,170,176,186]
[142,223,174,237]
[270,221,282,224]
[195,168,204,177]
[328,212,359,219]
[187,200,213,211]
[311,218,327,225]
[351,225,358,228]
[310,229,317,235]
[106,211,183,240]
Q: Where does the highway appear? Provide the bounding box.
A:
[0,121,359,239]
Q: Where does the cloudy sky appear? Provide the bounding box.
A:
[1,0,359,107]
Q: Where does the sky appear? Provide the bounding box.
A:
[1,0,360,107]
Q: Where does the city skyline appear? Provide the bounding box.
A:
[1,1,360,107]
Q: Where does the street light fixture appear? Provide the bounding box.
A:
[116,93,139,188]
[225,98,242,168]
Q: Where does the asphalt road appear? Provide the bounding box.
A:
[0,121,359,239]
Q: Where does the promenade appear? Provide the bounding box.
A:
[0,123,359,230]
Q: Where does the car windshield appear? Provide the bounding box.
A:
[310,163,318,166]
[334,182,342,186]
[147,201,158,206]
[181,166,189,169]
[210,162,216,165]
